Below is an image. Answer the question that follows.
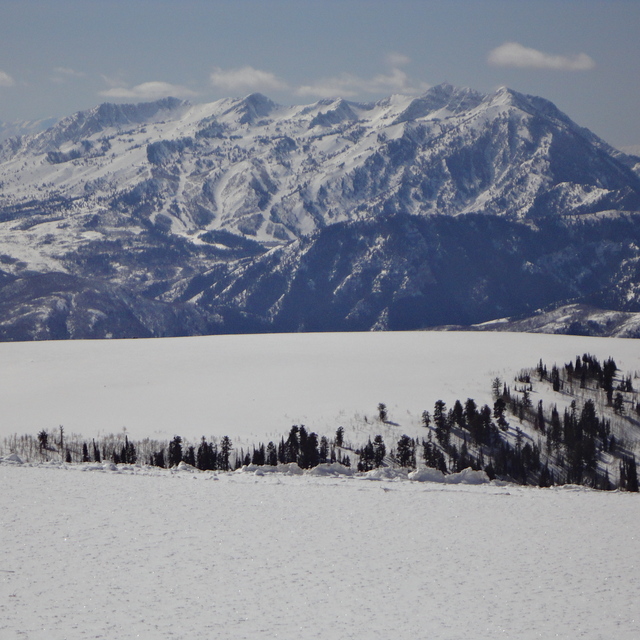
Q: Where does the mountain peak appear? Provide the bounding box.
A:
[225,93,278,124]
[23,97,190,152]
[393,83,484,123]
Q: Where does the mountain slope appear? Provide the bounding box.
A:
[0,85,640,339]
[188,212,640,333]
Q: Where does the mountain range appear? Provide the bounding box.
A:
[1,84,640,340]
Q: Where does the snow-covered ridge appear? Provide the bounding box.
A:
[1,84,640,340]
[1,83,637,250]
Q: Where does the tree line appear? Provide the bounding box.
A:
[2,353,639,492]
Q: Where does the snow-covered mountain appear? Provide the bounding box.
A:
[1,85,640,339]
[0,116,59,142]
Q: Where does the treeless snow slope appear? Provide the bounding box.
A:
[0,331,639,444]
[1,463,639,640]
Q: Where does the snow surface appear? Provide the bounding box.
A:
[1,330,639,447]
[2,331,640,638]
[1,461,639,639]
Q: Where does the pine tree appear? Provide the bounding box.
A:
[373,435,386,467]
[184,445,196,467]
[613,392,625,415]
[168,436,183,467]
[196,437,212,470]
[551,365,561,392]
[286,426,300,463]
[219,436,232,471]
[266,441,278,466]
[396,435,415,468]
[319,436,329,463]
[434,400,450,448]
[603,357,617,404]
[620,456,639,492]
[493,397,508,430]
[358,439,375,472]
[92,439,101,463]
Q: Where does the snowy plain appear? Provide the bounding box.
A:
[2,461,640,640]
[2,330,640,639]
[1,330,640,446]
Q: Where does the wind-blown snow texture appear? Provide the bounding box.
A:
[1,463,639,640]
[1,85,640,338]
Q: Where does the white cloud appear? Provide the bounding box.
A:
[295,53,429,99]
[210,66,288,93]
[99,81,198,100]
[51,67,85,84]
[296,73,362,99]
[386,52,411,67]
[488,42,595,71]
[0,70,15,87]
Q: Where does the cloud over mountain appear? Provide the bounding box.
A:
[210,66,288,93]
[488,42,595,71]
[100,81,197,100]
[296,53,429,98]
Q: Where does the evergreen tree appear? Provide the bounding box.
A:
[551,365,561,392]
[493,397,508,430]
[93,439,101,463]
[219,436,232,471]
[535,400,545,432]
[82,442,90,463]
[266,441,278,466]
[306,432,320,468]
[196,437,212,470]
[550,405,562,447]
[378,403,388,423]
[168,436,183,467]
[396,435,415,468]
[358,439,375,472]
[620,456,639,492]
[434,400,450,448]
[121,436,136,464]
[286,426,300,463]
[335,426,344,448]
[373,435,386,468]
[603,358,617,404]
[297,426,308,466]
[184,445,196,467]
[319,436,329,463]
[613,392,625,415]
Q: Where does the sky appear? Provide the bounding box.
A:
[0,0,639,149]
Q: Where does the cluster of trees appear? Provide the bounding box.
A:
[402,353,639,491]
[149,435,233,471]
[238,426,351,470]
[3,353,639,493]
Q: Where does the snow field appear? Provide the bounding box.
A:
[1,331,639,448]
[1,462,639,640]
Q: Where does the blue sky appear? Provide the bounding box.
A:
[0,0,639,148]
